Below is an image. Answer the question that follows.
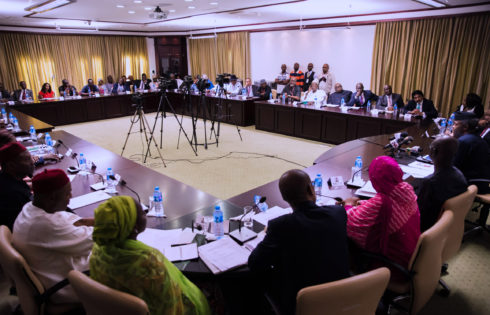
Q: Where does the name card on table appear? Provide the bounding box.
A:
[125,91,131,95]
[59,96,64,101]
[8,101,15,105]
[404,113,412,121]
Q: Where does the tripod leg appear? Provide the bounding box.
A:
[165,94,197,156]
[142,112,167,167]
[159,110,164,149]
[121,109,139,156]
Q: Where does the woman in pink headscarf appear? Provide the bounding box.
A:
[345,156,421,271]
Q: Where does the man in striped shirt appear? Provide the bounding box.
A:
[289,63,304,88]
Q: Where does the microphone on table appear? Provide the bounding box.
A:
[56,140,78,160]
[110,175,141,204]
[229,196,267,244]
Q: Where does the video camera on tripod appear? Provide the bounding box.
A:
[216,73,232,88]
[131,93,144,108]
[158,77,173,91]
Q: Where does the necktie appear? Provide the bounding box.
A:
[387,95,392,107]
[360,94,364,105]
[22,90,26,100]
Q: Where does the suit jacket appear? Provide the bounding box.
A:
[280,84,301,98]
[124,81,134,92]
[239,85,258,97]
[454,133,490,184]
[133,79,151,91]
[0,89,11,100]
[112,83,128,94]
[482,128,490,148]
[256,85,272,100]
[303,71,316,91]
[13,89,33,101]
[377,93,404,110]
[347,90,378,107]
[327,90,352,105]
[248,201,349,315]
[404,99,438,119]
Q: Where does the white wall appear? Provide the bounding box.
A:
[250,25,375,91]
[146,37,157,76]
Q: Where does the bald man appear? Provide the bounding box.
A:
[377,85,404,110]
[248,169,349,315]
[275,64,290,93]
[347,82,378,108]
[327,83,352,105]
[318,64,334,95]
[414,136,468,231]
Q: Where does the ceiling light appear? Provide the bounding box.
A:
[128,10,136,14]
[116,4,125,8]
[413,0,446,8]
[25,0,75,14]
[144,7,152,10]
[134,0,142,3]
[189,34,216,39]
[169,9,176,12]
[210,2,218,5]
[188,6,195,9]
[185,0,193,2]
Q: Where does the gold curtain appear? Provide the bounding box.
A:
[188,32,250,81]
[0,32,149,100]
[371,13,490,117]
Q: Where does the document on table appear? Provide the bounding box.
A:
[68,191,111,210]
[163,243,198,262]
[137,228,198,262]
[171,227,196,246]
[400,161,434,179]
[198,237,250,274]
[243,231,266,252]
[355,181,377,198]
[253,206,293,227]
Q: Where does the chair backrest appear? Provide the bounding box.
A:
[68,270,149,315]
[407,210,453,315]
[296,267,390,315]
[441,185,477,261]
[0,226,45,315]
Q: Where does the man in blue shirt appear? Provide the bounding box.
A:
[80,79,99,96]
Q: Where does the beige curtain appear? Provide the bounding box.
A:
[188,32,250,81]
[0,32,149,100]
[371,13,490,117]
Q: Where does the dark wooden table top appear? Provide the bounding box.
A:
[1,107,54,135]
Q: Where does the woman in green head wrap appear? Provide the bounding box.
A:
[90,196,211,315]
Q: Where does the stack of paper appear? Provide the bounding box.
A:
[137,228,198,262]
[243,231,266,252]
[400,161,434,179]
[68,191,111,210]
[198,237,250,274]
[253,206,293,226]
[355,181,377,198]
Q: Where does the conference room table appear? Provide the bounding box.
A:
[0,105,54,136]
[9,90,256,127]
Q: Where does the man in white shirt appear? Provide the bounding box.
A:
[275,64,290,94]
[13,169,94,303]
[225,75,242,95]
[318,64,334,95]
[301,80,326,105]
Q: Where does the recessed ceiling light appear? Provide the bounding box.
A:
[144,7,152,10]
[188,6,195,9]
[413,0,446,8]
[210,2,218,5]
[116,4,125,8]
[128,10,136,14]
[185,0,193,2]
[134,0,143,3]
[169,9,176,12]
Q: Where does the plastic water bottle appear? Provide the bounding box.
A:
[12,117,19,131]
[153,186,164,217]
[241,88,246,96]
[269,92,273,101]
[314,96,318,106]
[213,205,224,238]
[450,113,455,121]
[254,195,269,212]
[314,174,323,196]
[340,97,345,107]
[394,104,398,116]
[106,168,116,193]
[440,119,447,135]
[447,119,454,134]
[353,156,363,182]
[282,93,286,104]
[1,108,6,123]
[29,125,37,141]
[79,153,87,171]
[44,133,52,146]
[367,100,371,113]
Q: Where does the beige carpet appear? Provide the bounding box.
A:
[58,114,331,199]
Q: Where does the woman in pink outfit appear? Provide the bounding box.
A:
[345,155,421,273]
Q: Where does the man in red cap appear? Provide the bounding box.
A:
[13,169,94,304]
[0,142,34,230]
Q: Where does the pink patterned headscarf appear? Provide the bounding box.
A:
[369,156,403,195]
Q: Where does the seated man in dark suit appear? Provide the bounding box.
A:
[112,77,128,94]
[239,77,258,98]
[453,111,490,192]
[404,90,438,119]
[0,82,11,101]
[248,169,349,315]
[167,73,178,90]
[327,83,352,105]
[479,109,490,147]
[376,85,404,110]
[58,79,78,97]
[255,79,272,100]
[124,75,135,92]
[280,77,301,102]
[13,81,33,101]
[134,73,151,91]
[414,136,468,232]
[347,82,378,107]
[0,142,34,231]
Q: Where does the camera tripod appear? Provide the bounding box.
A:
[144,89,197,163]
[121,103,166,167]
[209,84,243,146]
